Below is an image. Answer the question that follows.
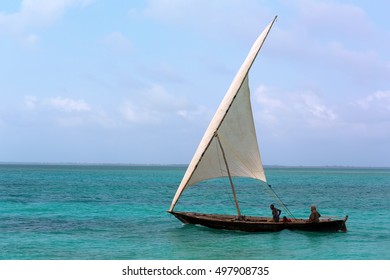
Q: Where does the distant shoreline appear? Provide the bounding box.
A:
[1,162,389,169]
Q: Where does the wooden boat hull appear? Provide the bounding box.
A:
[169,211,348,232]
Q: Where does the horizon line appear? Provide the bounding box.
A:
[0,161,389,169]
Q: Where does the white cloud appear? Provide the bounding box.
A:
[253,83,390,155]
[120,102,159,125]
[327,42,389,83]
[102,31,133,52]
[255,85,284,110]
[18,95,118,128]
[144,84,187,112]
[24,95,38,109]
[295,0,373,38]
[139,62,184,84]
[0,0,94,43]
[300,93,337,121]
[142,0,193,22]
[265,0,389,89]
[357,90,390,111]
[142,0,270,41]
[254,85,337,125]
[120,85,171,125]
[119,84,206,124]
[47,97,91,112]
[21,33,40,46]
[177,105,208,121]
[56,116,84,127]
[254,85,285,125]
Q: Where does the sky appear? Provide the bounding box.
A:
[0,0,389,167]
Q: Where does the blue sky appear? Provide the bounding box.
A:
[0,0,389,166]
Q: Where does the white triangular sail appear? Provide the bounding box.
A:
[169,17,277,212]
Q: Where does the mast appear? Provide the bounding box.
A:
[216,133,241,217]
[169,16,277,212]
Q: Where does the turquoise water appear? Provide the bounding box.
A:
[0,164,389,260]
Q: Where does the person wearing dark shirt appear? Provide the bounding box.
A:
[270,204,281,222]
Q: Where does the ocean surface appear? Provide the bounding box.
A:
[0,164,389,260]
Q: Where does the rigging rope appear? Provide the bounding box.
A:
[266,183,296,220]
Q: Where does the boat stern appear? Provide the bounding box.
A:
[340,215,349,232]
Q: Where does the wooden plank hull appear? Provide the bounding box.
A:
[169,211,348,232]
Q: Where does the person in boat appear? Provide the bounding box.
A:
[308,205,321,222]
[270,204,281,222]
[282,216,291,223]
